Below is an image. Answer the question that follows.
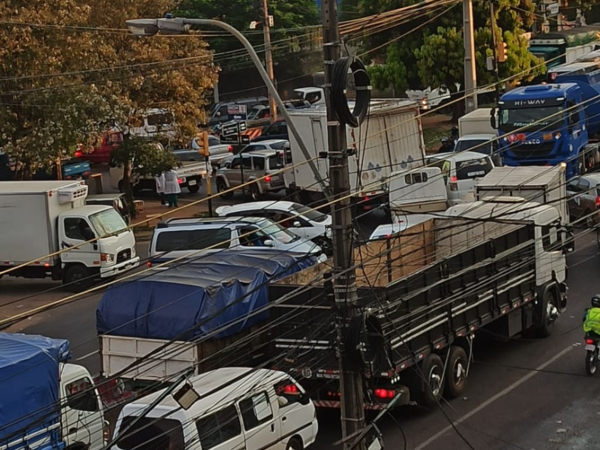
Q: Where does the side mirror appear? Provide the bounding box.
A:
[299,393,310,406]
[263,239,274,247]
[293,221,301,228]
[277,396,289,408]
[216,111,221,117]
[490,108,497,129]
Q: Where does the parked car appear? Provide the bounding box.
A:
[566,173,600,227]
[112,368,319,450]
[149,216,326,263]
[216,150,285,201]
[453,134,502,166]
[252,120,288,142]
[426,151,495,205]
[222,140,288,167]
[216,200,332,250]
[171,135,233,169]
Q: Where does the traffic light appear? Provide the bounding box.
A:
[196,131,210,157]
[252,0,265,20]
[497,42,508,63]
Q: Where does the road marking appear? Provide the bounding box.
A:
[75,350,98,361]
[413,345,574,450]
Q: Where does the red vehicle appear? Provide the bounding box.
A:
[83,130,124,164]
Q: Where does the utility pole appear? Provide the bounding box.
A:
[261,0,277,123]
[463,0,478,113]
[320,0,366,449]
[489,0,501,103]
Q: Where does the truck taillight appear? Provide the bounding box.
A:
[450,175,458,191]
[177,178,183,184]
[374,389,396,399]
[265,175,272,182]
[595,196,600,207]
[228,145,233,152]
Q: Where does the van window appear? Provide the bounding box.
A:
[196,406,242,450]
[404,172,429,185]
[116,417,184,450]
[155,229,232,252]
[455,158,493,180]
[65,377,98,412]
[239,392,273,430]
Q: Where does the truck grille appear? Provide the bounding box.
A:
[508,142,557,158]
[117,249,132,264]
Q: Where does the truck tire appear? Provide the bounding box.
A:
[286,437,303,450]
[536,289,558,338]
[188,184,200,194]
[64,265,94,293]
[444,346,468,399]
[249,185,261,201]
[420,354,444,407]
[217,180,233,199]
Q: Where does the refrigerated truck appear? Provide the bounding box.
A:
[284,101,426,212]
[266,199,568,409]
[0,181,139,291]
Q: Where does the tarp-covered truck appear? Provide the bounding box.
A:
[0,333,105,450]
[266,202,568,409]
[96,251,315,386]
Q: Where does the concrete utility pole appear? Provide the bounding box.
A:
[261,0,277,123]
[320,0,366,449]
[463,0,478,113]
[489,0,501,103]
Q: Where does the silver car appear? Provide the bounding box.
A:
[216,150,285,201]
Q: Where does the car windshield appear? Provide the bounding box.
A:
[258,219,299,244]
[455,158,493,180]
[89,208,127,235]
[454,139,492,155]
[290,203,328,223]
[499,106,563,132]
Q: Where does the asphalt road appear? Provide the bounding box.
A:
[1,209,599,449]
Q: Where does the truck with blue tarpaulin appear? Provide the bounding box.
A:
[0,333,105,450]
[495,52,600,178]
[96,250,316,386]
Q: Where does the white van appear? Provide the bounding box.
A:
[112,368,318,450]
[426,151,495,205]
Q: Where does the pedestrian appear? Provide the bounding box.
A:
[163,168,181,208]
[155,172,166,206]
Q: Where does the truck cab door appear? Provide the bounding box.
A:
[59,216,100,267]
[62,375,104,450]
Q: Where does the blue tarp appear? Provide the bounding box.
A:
[0,333,70,444]
[97,250,315,341]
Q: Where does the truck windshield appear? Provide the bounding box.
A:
[89,209,127,235]
[455,139,493,155]
[499,106,563,132]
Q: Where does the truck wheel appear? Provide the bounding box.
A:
[217,180,233,199]
[536,290,558,338]
[444,346,468,399]
[420,354,444,407]
[64,265,94,293]
[188,184,200,194]
[250,185,261,201]
[286,437,303,450]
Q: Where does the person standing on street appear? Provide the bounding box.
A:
[155,172,166,206]
[163,168,181,208]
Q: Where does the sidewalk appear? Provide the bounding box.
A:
[135,197,210,229]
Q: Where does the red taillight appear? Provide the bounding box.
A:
[65,175,72,180]
[586,338,595,345]
[450,176,458,182]
[385,234,392,239]
[147,261,153,268]
[177,178,183,184]
[83,171,90,177]
[228,145,233,152]
[265,175,272,182]
[374,389,395,399]
[595,196,600,207]
[283,385,298,394]
[74,150,83,158]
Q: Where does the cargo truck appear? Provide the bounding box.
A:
[0,333,105,450]
[284,101,426,213]
[494,53,600,178]
[528,25,600,68]
[266,200,568,409]
[96,251,316,388]
[0,181,140,291]
[454,108,501,166]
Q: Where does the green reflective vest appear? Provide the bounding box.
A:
[584,308,600,334]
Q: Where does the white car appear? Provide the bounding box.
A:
[222,139,288,166]
[426,151,495,205]
[369,214,434,240]
[149,216,327,263]
[216,200,332,249]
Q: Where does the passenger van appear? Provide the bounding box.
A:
[111,368,319,450]
[426,151,495,205]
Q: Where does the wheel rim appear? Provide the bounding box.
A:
[251,188,259,201]
[589,352,598,374]
[453,359,466,388]
[428,365,443,397]
[546,296,558,326]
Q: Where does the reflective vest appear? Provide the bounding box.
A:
[583,308,600,334]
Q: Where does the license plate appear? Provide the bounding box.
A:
[188,179,197,186]
[586,344,596,351]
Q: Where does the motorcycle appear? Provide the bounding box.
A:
[585,335,600,375]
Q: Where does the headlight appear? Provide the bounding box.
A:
[131,247,136,258]
[101,253,115,263]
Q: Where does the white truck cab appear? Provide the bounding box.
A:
[0,181,140,291]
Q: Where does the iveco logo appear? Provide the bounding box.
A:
[522,139,541,145]
[513,99,546,106]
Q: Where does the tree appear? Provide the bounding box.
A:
[0,0,218,179]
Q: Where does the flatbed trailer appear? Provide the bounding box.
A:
[267,214,568,409]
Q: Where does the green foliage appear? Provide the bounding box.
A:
[112,136,180,179]
[413,27,464,92]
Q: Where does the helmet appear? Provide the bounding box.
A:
[441,137,449,143]
[592,295,600,308]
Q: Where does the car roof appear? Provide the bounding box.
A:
[580,173,600,182]
[252,139,288,146]
[158,216,266,228]
[218,201,297,214]
[428,151,491,162]
[121,368,288,418]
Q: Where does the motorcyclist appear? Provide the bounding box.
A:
[583,295,600,338]
[438,137,454,153]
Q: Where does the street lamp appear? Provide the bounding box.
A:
[125,16,327,196]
